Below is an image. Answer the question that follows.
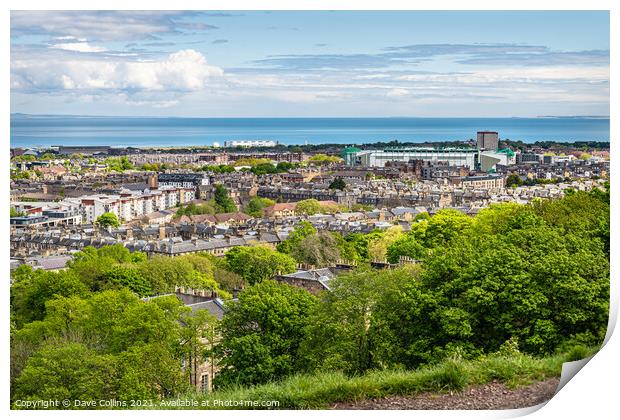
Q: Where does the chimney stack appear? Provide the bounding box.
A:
[148,174,159,190]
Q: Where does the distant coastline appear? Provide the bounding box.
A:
[11,113,611,119]
[10,114,610,148]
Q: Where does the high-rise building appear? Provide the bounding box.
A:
[476,131,499,151]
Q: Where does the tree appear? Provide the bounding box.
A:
[13,343,118,404]
[105,156,134,172]
[95,212,120,229]
[250,163,278,175]
[301,267,413,374]
[225,245,296,285]
[215,281,317,387]
[328,177,347,190]
[275,161,295,172]
[290,231,341,267]
[10,207,25,217]
[179,309,219,391]
[367,225,405,261]
[214,184,237,213]
[244,196,275,218]
[386,235,427,263]
[295,199,322,216]
[67,245,145,292]
[420,215,609,356]
[276,220,317,254]
[11,269,89,327]
[116,343,189,400]
[176,202,216,217]
[137,255,194,294]
[99,266,153,297]
[506,174,523,187]
[11,290,192,404]
[307,154,342,165]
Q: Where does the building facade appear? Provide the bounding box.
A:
[345,147,479,170]
[476,131,499,150]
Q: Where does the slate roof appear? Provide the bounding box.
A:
[279,268,336,290]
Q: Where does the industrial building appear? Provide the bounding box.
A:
[343,147,480,170]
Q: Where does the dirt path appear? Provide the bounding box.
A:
[331,377,560,410]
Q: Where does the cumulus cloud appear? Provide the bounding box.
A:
[11,49,223,92]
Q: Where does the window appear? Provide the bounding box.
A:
[201,374,210,392]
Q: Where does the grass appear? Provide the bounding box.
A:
[158,347,596,410]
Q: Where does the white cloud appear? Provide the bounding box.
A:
[11,49,223,92]
[386,88,409,97]
[51,41,108,53]
[11,11,198,42]
[397,66,609,84]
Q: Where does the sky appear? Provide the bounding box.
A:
[10,10,610,117]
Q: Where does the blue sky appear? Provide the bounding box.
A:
[10,11,609,117]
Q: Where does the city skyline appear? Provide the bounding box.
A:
[10,10,610,118]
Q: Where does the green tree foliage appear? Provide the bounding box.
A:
[12,154,37,162]
[176,202,217,217]
[11,290,192,403]
[506,174,522,187]
[307,154,342,165]
[233,157,271,167]
[105,156,134,172]
[418,225,609,357]
[95,212,121,229]
[11,269,89,327]
[179,309,219,392]
[275,161,295,172]
[301,267,413,374]
[386,235,426,263]
[295,199,322,216]
[328,177,347,190]
[351,203,374,212]
[216,281,317,387]
[213,184,237,213]
[136,254,229,296]
[290,231,342,267]
[140,163,168,171]
[303,194,609,374]
[10,207,25,217]
[276,220,317,254]
[225,245,297,285]
[244,196,276,218]
[10,169,32,181]
[99,266,153,296]
[67,245,142,291]
[200,164,235,173]
[386,209,474,263]
[532,186,610,255]
[39,152,57,160]
[250,162,279,175]
[13,343,118,404]
[367,225,405,261]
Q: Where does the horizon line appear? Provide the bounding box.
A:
[10,113,611,120]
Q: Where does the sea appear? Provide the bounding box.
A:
[10,115,610,149]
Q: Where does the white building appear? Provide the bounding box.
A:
[224,140,278,148]
[64,186,195,224]
[346,147,479,170]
